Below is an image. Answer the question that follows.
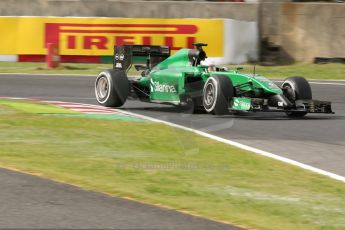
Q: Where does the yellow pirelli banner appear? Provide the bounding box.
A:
[0,17,224,57]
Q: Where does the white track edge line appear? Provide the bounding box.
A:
[274,80,345,86]
[309,82,345,86]
[0,73,95,77]
[116,109,345,183]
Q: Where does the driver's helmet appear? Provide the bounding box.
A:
[201,59,216,72]
[208,61,216,72]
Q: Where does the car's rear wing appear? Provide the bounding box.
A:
[113,45,170,72]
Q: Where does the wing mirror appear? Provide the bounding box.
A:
[135,64,147,71]
[235,66,243,71]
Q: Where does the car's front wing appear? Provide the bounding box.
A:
[230,97,334,114]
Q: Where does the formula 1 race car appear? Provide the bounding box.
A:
[95,43,333,117]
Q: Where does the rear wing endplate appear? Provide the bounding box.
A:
[113,45,170,72]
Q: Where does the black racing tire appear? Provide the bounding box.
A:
[282,76,312,117]
[202,75,234,115]
[95,69,129,107]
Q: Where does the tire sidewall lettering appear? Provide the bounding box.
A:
[203,77,219,112]
[95,71,112,104]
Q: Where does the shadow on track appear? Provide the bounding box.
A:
[120,106,342,121]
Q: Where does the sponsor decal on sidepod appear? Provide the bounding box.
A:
[150,79,177,93]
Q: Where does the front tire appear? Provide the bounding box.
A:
[282,76,312,117]
[95,69,129,107]
[203,75,234,115]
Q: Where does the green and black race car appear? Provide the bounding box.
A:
[95,43,333,117]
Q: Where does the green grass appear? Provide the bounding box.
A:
[0,62,138,76]
[0,99,344,230]
[0,62,111,75]
[233,63,345,80]
[0,100,145,121]
[0,100,78,114]
[0,62,344,80]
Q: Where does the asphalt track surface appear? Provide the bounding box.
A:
[0,73,345,228]
[0,168,239,230]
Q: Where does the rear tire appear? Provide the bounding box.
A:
[203,75,234,115]
[282,76,312,117]
[95,69,129,107]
